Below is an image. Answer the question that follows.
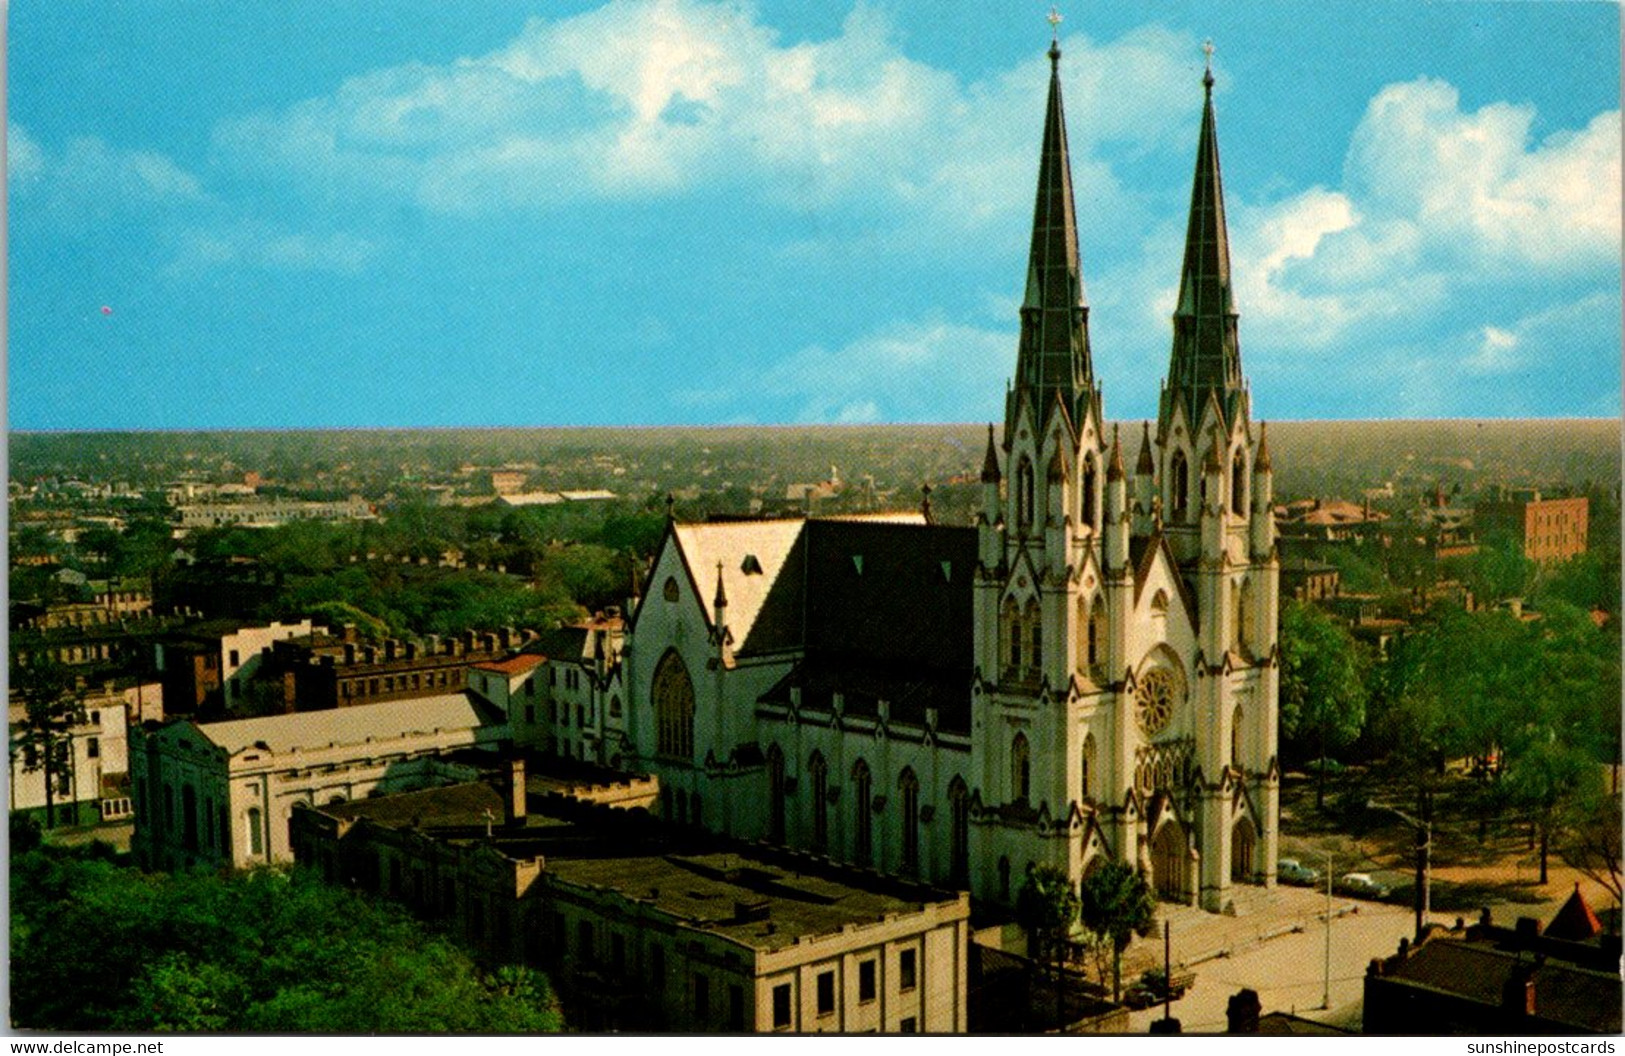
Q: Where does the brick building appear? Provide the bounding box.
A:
[261,626,535,712]
[1475,490,1589,565]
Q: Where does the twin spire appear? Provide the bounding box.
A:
[1008,27,1243,436]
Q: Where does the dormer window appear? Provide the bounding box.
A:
[742,555,763,575]
[662,576,679,602]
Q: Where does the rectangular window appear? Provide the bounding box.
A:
[901,1017,918,1034]
[816,971,836,1016]
[899,949,917,991]
[229,649,240,667]
[728,984,744,1031]
[693,973,709,1022]
[858,960,876,1003]
[86,737,100,759]
[772,983,792,1029]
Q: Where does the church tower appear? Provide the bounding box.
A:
[972,24,1113,901]
[1145,49,1280,910]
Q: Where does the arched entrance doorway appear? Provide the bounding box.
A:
[1150,820,1187,901]
[1231,816,1256,882]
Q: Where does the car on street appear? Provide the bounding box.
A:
[1277,858,1321,886]
[1122,969,1196,1010]
[1336,872,1390,899]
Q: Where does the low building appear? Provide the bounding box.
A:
[1363,898,1622,1034]
[131,692,508,870]
[262,627,532,712]
[173,495,374,529]
[156,618,316,718]
[7,680,154,827]
[290,772,970,1033]
[501,615,626,766]
[1279,557,1340,602]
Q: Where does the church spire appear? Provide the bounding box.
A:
[1166,42,1244,428]
[1010,20,1095,433]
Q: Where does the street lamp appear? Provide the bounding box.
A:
[1367,792,1433,942]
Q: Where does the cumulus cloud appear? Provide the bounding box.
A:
[8,125,205,222]
[213,0,1200,233]
[166,221,375,275]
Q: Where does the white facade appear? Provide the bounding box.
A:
[131,693,508,869]
[8,686,136,826]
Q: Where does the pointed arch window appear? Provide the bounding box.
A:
[1088,595,1106,672]
[852,759,873,866]
[899,768,920,875]
[809,751,829,851]
[1081,733,1097,802]
[948,776,970,886]
[652,650,695,761]
[1234,578,1251,654]
[1024,601,1043,676]
[1011,733,1031,804]
[1016,457,1035,533]
[1004,600,1023,674]
[767,743,786,843]
[1081,455,1098,530]
[1231,705,1244,769]
[1231,450,1248,515]
[1170,451,1190,521]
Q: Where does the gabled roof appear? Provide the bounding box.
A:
[192,692,498,756]
[472,654,545,676]
[1546,884,1603,941]
[669,519,805,651]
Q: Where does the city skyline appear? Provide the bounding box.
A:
[8,0,1621,431]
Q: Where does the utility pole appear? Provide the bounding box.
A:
[1369,798,1432,942]
[1321,849,1333,1010]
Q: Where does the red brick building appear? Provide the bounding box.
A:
[1475,491,1589,565]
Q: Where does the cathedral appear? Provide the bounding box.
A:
[615,38,1279,914]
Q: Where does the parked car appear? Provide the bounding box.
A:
[1336,872,1390,899]
[1122,968,1196,1009]
[1277,858,1322,886]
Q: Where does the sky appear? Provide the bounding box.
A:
[7,0,1621,430]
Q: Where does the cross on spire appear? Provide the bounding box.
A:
[1047,6,1064,61]
[1202,39,1215,89]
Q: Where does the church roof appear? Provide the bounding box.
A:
[670,519,805,651]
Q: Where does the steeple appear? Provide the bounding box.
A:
[1010,26,1095,433]
[1165,43,1244,428]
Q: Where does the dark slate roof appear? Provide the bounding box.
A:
[524,626,590,661]
[1388,939,1622,1033]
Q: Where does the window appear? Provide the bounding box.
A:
[728,983,744,1031]
[1082,734,1096,801]
[816,971,836,1016]
[229,649,240,667]
[1232,450,1247,515]
[182,786,198,852]
[899,949,917,991]
[525,704,535,724]
[246,807,263,856]
[809,751,829,851]
[1170,450,1190,519]
[858,960,876,1003]
[1016,456,1035,532]
[767,744,786,843]
[899,768,920,875]
[1011,733,1031,803]
[772,983,792,1029]
[653,650,695,760]
[1081,455,1098,529]
[663,576,679,602]
[609,695,621,718]
[1231,705,1244,768]
[852,759,873,866]
[693,973,710,1022]
[1025,601,1042,672]
[86,737,99,759]
[948,777,970,886]
[901,1017,918,1034]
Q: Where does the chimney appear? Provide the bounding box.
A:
[342,623,358,644]
[1501,965,1537,1018]
[384,639,397,662]
[499,627,514,650]
[507,757,527,822]
[1226,989,1261,1034]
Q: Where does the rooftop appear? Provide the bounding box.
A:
[193,692,500,755]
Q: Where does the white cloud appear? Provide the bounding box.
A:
[214,0,1201,233]
[752,316,1014,423]
[8,125,46,187]
[166,221,375,275]
[9,127,204,219]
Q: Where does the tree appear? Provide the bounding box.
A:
[1557,788,1623,914]
[1017,863,1080,1027]
[1279,601,1369,808]
[9,847,565,1032]
[1077,860,1157,1004]
[13,660,87,828]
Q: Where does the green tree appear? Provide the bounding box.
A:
[1017,863,1080,1027]
[1279,601,1369,808]
[1077,860,1157,1004]
[10,848,564,1032]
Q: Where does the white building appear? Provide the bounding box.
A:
[616,46,1279,913]
[131,692,509,870]
[8,681,152,827]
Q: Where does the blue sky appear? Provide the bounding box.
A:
[8,0,1621,429]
